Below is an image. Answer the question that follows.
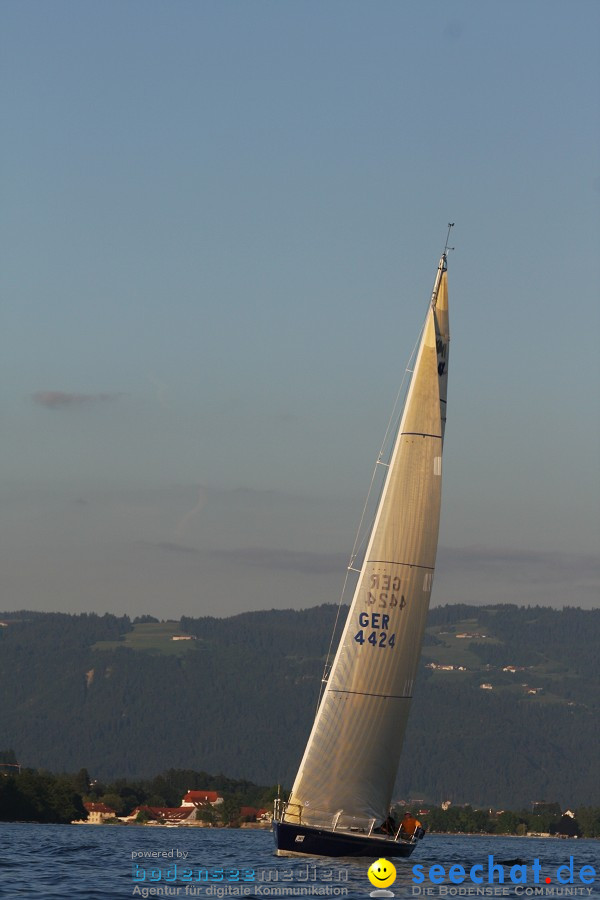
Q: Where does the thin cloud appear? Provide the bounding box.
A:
[147,374,169,409]
[32,391,123,409]
[146,541,200,555]
[175,487,208,537]
[437,545,599,589]
[138,540,341,571]
[212,547,347,574]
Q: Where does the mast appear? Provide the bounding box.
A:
[285,249,450,827]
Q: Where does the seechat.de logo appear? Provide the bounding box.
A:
[411,855,596,893]
[369,859,397,897]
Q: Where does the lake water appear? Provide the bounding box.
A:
[0,824,597,900]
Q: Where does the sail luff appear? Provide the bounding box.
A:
[286,256,450,827]
[434,264,449,444]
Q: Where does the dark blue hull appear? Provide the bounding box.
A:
[273,820,417,858]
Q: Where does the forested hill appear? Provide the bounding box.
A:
[0,604,597,809]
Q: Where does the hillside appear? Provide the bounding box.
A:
[0,604,597,809]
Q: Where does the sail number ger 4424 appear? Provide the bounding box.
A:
[354,611,396,649]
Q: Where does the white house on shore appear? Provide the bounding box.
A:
[72,802,117,824]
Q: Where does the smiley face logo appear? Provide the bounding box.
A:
[368,858,397,889]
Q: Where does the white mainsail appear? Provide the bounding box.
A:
[286,254,450,827]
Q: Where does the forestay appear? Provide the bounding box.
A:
[285,258,450,827]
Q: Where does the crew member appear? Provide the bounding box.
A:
[380,814,397,835]
[400,811,422,837]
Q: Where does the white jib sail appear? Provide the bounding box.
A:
[286,258,450,827]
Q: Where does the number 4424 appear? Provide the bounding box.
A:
[354,629,396,648]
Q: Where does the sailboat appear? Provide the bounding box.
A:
[273,229,453,858]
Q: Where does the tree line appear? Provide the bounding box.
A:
[0,763,278,825]
[0,605,598,808]
[1,760,600,837]
[395,801,600,839]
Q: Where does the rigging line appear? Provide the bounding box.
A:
[317,567,350,709]
[348,324,424,565]
[347,305,428,569]
[431,224,454,309]
[317,306,430,710]
[378,326,424,459]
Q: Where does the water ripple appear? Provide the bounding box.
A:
[0,825,597,900]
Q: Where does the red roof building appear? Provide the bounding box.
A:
[128,805,197,823]
[181,790,223,807]
[239,806,270,823]
[240,806,259,820]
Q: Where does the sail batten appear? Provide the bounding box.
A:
[284,252,450,831]
[329,690,412,698]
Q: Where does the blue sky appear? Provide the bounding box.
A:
[1,0,598,617]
